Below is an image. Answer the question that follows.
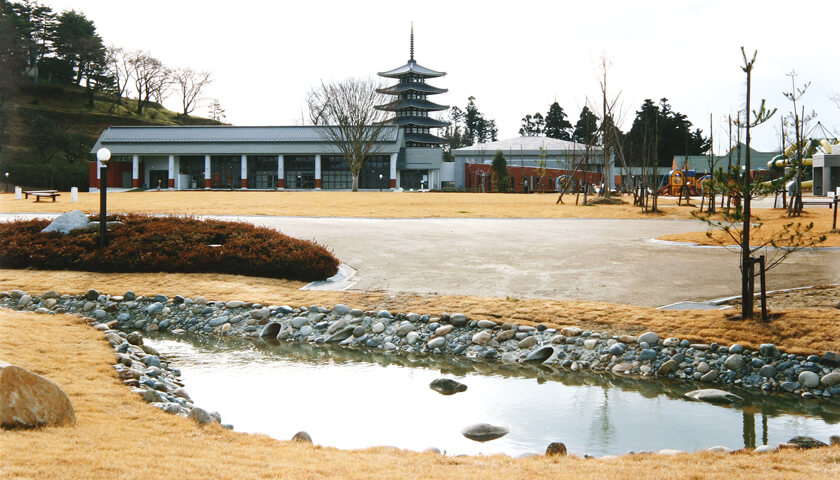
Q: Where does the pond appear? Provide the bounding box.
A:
[146,334,840,457]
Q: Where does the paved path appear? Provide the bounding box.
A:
[223,216,840,307]
[4,214,838,307]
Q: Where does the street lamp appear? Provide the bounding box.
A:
[378,173,383,192]
[96,148,111,249]
[4,172,8,193]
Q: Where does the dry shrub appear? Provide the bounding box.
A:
[0,215,338,281]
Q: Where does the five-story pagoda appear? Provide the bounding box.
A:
[376,27,448,189]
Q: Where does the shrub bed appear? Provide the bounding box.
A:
[0,215,339,282]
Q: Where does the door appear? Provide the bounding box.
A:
[149,170,168,189]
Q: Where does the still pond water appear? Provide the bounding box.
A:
[147,334,840,457]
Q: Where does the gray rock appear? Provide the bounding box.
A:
[429,378,468,395]
[352,326,366,337]
[427,337,445,350]
[637,332,659,345]
[371,322,385,334]
[608,343,626,356]
[821,372,840,387]
[141,389,165,403]
[377,310,393,319]
[299,325,313,337]
[657,359,678,376]
[332,304,350,315]
[524,346,554,363]
[637,349,657,361]
[518,336,538,349]
[700,370,719,382]
[250,308,270,320]
[477,320,497,329]
[759,343,781,358]
[208,316,229,327]
[291,431,312,443]
[662,337,680,347]
[787,436,827,449]
[461,423,509,442]
[820,352,840,367]
[17,294,32,307]
[325,326,355,343]
[405,331,420,344]
[496,329,516,341]
[471,331,491,345]
[753,444,777,453]
[41,210,90,234]
[798,371,820,388]
[226,300,246,309]
[188,407,219,425]
[685,388,743,404]
[780,381,800,392]
[291,317,309,329]
[123,291,136,301]
[759,365,777,378]
[724,354,745,370]
[146,302,164,315]
[450,313,467,327]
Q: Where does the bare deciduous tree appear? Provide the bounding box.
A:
[127,50,170,115]
[306,78,390,191]
[105,46,131,104]
[173,67,212,117]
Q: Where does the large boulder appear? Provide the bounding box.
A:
[429,378,468,395]
[0,361,75,428]
[684,389,743,405]
[40,210,89,234]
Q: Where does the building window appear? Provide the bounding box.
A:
[321,156,351,189]
[210,156,240,188]
[247,156,277,189]
[359,155,390,189]
[284,155,315,189]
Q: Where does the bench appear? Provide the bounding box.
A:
[802,199,837,209]
[29,192,60,202]
[23,189,59,200]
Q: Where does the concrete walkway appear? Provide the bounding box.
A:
[3,213,838,307]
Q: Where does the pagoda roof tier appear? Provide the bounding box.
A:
[378,60,445,78]
[389,116,450,128]
[405,132,446,144]
[375,98,449,112]
[377,83,448,95]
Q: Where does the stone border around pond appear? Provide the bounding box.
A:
[2,288,839,456]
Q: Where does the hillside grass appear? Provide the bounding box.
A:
[2,309,839,480]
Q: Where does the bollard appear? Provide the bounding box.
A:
[14,186,22,199]
[70,187,78,202]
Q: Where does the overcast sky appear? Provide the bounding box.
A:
[44,0,840,153]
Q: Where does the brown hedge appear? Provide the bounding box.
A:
[0,215,339,282]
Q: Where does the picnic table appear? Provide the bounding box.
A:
[23,190,60,202]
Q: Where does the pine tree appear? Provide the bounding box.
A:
[572,106,599,144]
[544,102,572,140]
[491,150,509,192]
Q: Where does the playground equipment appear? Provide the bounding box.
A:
[765,138,839,193]
[657,169,698,196]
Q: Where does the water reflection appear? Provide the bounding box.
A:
[147,333,840,457]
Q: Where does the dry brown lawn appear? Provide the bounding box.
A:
[2,309,839,480]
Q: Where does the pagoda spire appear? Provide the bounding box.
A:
[409,22,414,61]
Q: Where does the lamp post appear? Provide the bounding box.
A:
[96,148,111,249]
[4,172,8,193]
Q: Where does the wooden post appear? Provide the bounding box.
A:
[758,255,767,322]
[833,196,838,230]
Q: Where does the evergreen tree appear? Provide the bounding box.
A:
[491,149,509,192]
[544,102,572,140]
[572,106,599,144]
[625,98,709,167]
[52,10,105,85]
[519,113,534,136]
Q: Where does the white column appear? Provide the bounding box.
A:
[389,152,398,189]
[240,154,248,189]
[132,155,139,180]
[277,155,284,189]
[314,154,321,190]
[168,155,175,189]
[204,155,211,189]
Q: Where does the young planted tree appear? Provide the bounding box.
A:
[307,78,389,191]
[696,48,823,322]
[782,71,814,217]
[491,150,509,192]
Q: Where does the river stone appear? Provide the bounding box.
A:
[430,325,452,338]
[754,444,777,453]
[41,210,90,234]
[724,354,745,371]
[126,331,143,346]
[0,362,75,428]
[637,349,657,361]
[429,378,468,395]
[332,304,350,315]
[759,343,781,358]
[299,326,313,337]
[141,389,165,403]
[250,308,270,320]
[821,352,840,367]
[291,431,313,443]
[146,302,164,315]
[759,365,777,378]
[450,314,467,327]
[637,332,659,345]
[377,310,393,319]
[706,446,732,453]
[611,363,634,374]
[461,423,509,442]
[208,316,229,327]
[657,359,678,376]
[496,329,516,341]
[518,336,538,349]
[700,370,719,382]
[820,372,840,387]
[798,371,820,388]
[371,322,385,334]
[545,442,567,456]
[583,339,598,350]
[662,337,680,347]
[830,435,840,446]
[685,389,744,405]
[352,326,366,337]
[787,436,828,449]
[325,326,355,343]
[608,343,626,356]
[225,300,246,309]
[524,346,554,363]
[427,337,445,350]
[396,323,415,336]
[477,320,497,329]
[291,317,309,329]
[561,326,582,336]
[472,331,491,345]
[188,407,219,425]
